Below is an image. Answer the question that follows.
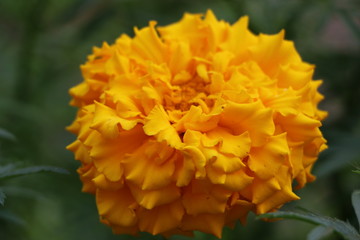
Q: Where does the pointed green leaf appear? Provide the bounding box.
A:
[352,190,360,230]
[259,210,360,240]
[0,165,69,180]
[0,128,16,141]
[0,189,6,205]
[307,225,333,240]
[0,164,16,175]
[0,209,26,226]
[1,186,44,200]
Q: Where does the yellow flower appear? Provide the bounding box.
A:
[67,10,327,238]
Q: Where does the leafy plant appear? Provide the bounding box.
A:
[0,128,68,226]
[259,190,360,240]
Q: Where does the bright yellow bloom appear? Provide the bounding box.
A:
[67,10,327,238]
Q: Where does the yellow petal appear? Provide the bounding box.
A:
[182,180,231,215]
[66,140,91,164]
[212,51,234,73]
[220,15,257,58]
[259,87,301,116]
[91,101,138,138]
[173,152,196,187]
[196,64,209,82]
[96,188,138,227]
[249,31,301,77]
[225,198,254,225]
[77,164,97,193]
[91,125,147,181]
[256,166,300,214]
[174,106,220,133]
[138,200,184,235]
[248,133,290,179]
[277,62,314,90]
[276,113,322,142]
[220,101,274,146]
[123,141,176,190]
[206,128,251,158]
[143,105,183,148]
[223,169,254,191]
[92,173,123,191]
[211,153,245,173]
[181,145,207,179]
[157,13,207,55]
[168,41,192,78]
[181,213,225,238]
[132,21,166,64]
[252,177,281,204]
[128,183,180,210]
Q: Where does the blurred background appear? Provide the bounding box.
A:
[0,0,359,239]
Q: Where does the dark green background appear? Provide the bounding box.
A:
[0,0,359,239]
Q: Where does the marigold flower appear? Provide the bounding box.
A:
[67,10,327,238]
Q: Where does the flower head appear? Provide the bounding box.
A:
[67,10,327,238]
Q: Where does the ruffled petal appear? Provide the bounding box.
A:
[138,200,184,235]
[220,101,275,146]
[128,183,180,210]
[96,188,138,227]
[248,133,290,179]
[181,213,225,238]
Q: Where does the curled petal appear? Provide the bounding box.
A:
[96,188,138,227]
[138,200,184,235]
[220,101,275,146]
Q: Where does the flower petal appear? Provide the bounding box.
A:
[220,101,275,146]
[138,200,184,235]
[143,105,183,147]
[128,183,180,210]
[96,187,138,227]
[248,133,290,179]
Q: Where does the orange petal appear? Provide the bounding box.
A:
[248,133,290,179]
[91,125,147,181]
[181,213,225,238]
[123,141,176,190]
[128,183,180,210]
[96,188,138,227]
[132,21,166,64]
[138,200,184,235]
[91,101,138,138]
[143,105,182,148]
[220,101,274,146]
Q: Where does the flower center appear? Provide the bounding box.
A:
[164,77,210,112]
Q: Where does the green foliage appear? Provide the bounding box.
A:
[259,190,360,240]
[0,128,16,142]
[0,163,69,206]
[307,226,333,240]
[352,191,360,230]
[0,165,69,181]
[0,209,26,226]
[0,189,5,206]
[0,128,68,240]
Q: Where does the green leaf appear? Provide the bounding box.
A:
[0,164,16,175]
[0,189,6,205]
[258,210,360,240]
[0,128,16,141]
[352,190,360,230]
[307,225,333,240]
[0,209,26,226]
[1,186,44,200]
[0,165,69,180]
